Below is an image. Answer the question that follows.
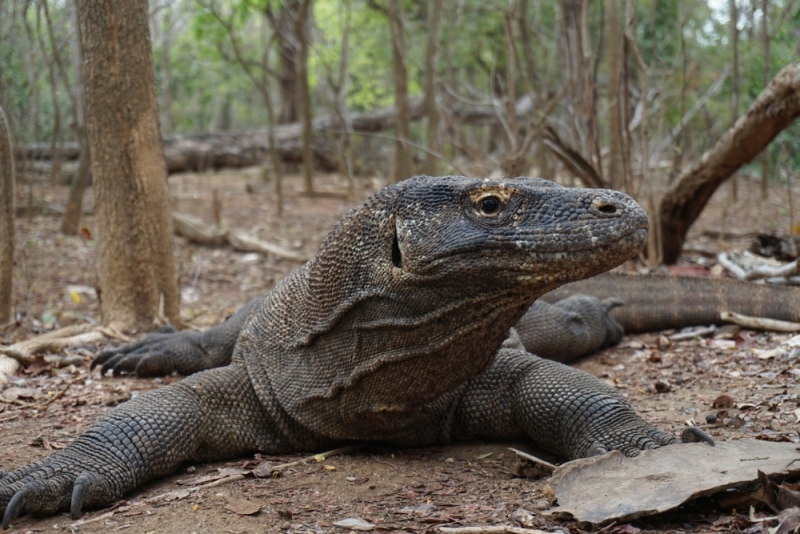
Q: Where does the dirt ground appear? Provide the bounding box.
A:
[1,170,799,534]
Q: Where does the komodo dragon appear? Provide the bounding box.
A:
[0,176,712,528]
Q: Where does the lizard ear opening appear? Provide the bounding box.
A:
[391,227,403,268]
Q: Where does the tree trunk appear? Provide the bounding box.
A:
[61,0,90,236]
[730,0,740,203]
[422,0,444,176]
[0,106,14,324]
[274,0,301,124]
[659,62,800,264]
[160,5,173,135]
[296,0,314,193]
[760,0,771,198]
[388,0,414,183]
[77,0,182,331]
[605,0,624,190]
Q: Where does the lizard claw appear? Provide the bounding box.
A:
[71,476,88,519]
[3,490,25,530]
[680,426,715,446]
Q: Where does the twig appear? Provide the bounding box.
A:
[0,375,84,410]
[33,375,84,409]
[195,474,245,489]
[507,448,556,470]
[720,311,800,332]
[265,444,361,473]
[69,510,116,527]
[670,325,716,341]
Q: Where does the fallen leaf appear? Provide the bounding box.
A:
[712,395,735,408]
[224,498,261,515]
[161,489,190,502]
[3,387,42,400]
[551,440,800,524]
[477,452,493,460]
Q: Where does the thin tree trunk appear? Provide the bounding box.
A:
[296,0,314,193]
[605,0,624,190]
[77,0,182,331]
[659,63,800,264]
[730,0,740,203]
[388,0,413,183]
[422,0,444,176]
[0,106,14,324]
[332,0,354,197]
[61,0,91,236]
[761,0,771,198]
[35,2,62,187]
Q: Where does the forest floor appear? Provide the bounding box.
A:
[1,170,799,534]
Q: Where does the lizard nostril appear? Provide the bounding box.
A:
[598,204,617,214]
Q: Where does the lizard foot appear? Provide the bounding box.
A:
[92,328,210,377]
[1,456,118,529]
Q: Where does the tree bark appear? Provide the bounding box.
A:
[296,0,314,193]
[77,0,182,331]
[422,0,444,176]
[388,0,414,183]
[0,106,14,324]
[659,62,800,264]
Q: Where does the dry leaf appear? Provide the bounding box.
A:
[224,498,261,515]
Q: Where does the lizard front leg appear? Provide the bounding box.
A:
[91,298,260,377]
[451,341,711,459]
[0,364,292,528]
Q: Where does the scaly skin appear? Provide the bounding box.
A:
[2,176,711,528]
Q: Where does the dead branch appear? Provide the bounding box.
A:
[172,213,308,262]
[720,311,800,332]
[438,527,548,534]
[717,252,800,281]
[659,63,800,263]
[542,126,605,188]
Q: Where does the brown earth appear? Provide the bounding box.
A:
[1,171,798,534]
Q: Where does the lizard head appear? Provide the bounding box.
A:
[392,176,648,296]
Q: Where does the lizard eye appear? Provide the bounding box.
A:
[477,195,501,216]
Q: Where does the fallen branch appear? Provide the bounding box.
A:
[0,324,101,365]
[720,311,800,332]
[718,252,800,281]
[438,527,548,534]
[172,213,308,262]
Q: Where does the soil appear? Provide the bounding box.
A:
[1,170,799,534]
